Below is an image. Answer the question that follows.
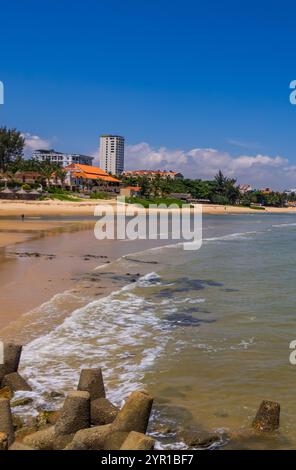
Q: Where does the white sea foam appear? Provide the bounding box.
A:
[19,272,173,410]
[203,231,258,243]
[272,222,296,228]
[230,337,255,350]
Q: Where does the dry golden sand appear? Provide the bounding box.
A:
[0,199,295,249]
[0,199,296,219]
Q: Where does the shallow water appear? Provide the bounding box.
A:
[10,213,296,449]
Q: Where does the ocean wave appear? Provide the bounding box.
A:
[203,231,258,243]
[272,222,296,228]
[19,272,173,411]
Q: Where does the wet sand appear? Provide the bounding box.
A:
[0,201,295,337]
[0,218,168,342]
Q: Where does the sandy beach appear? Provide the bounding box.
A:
[0,198,295,339]
[0,199,296,219]
[0,213,171,341]
[1,205,296,450]
[0,199,295,335]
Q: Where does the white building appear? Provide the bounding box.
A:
[239,184,253,194]
[33,149,93,167]
[99,135,124,175]
[284,188,296,195]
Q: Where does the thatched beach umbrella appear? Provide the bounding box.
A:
[0,187,15,200]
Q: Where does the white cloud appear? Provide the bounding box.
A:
[125,142,294,190]
[21,134,296,190]
[90,148,100,166]
[22,133,51,156]
[227,138,262,150]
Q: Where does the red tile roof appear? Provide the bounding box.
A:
[66,163,120,183]
[126,186,141,191]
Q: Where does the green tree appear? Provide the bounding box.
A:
[138,176,152,198]
[38,160,59,187]
[212,170,239,204]
[55,167,68,188]
[0,127,25,172]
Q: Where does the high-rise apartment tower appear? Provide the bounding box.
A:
[99,135,124,175]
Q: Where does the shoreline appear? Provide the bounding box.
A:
[0,211,295,450]
[0,201,296,336]
[0,219,167,342]
[1,199,296,219]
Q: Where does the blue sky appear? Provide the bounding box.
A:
[1,0,296,188]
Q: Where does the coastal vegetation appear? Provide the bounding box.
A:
[121,170,293,208]
[0,126,295,208]
[0,127,25,172]
[125,196,186,208]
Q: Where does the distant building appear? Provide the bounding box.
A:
[284,188,296,195]
[170,192,192,201]
[14,171,41,185]
[120,186,141,197]
[123,170,183,180]
[261,187,273,194]
[65,163,120,192]
[100,135,125,175]
[239,184,253,194]
[33,149,93,167]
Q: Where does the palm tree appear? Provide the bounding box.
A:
[151,174,162,197]
[55,167,67,188]
[38,161,58,188]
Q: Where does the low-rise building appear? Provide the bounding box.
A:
[170,192,192,202]
[120,186,141,197]
[14,171,42,185]
[33,149,93,167]
[65,163,120,192]
[284,188,296,195]
[239,184,253,194]
[261,187,273,194]
[123,170,183,180]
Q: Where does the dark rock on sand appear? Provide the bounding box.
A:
[252,400,280,432]
[125,258,158,265]
[91,397,119,425]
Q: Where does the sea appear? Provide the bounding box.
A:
[8,213,296,449]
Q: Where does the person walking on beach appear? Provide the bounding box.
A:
[21,214,25,222]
